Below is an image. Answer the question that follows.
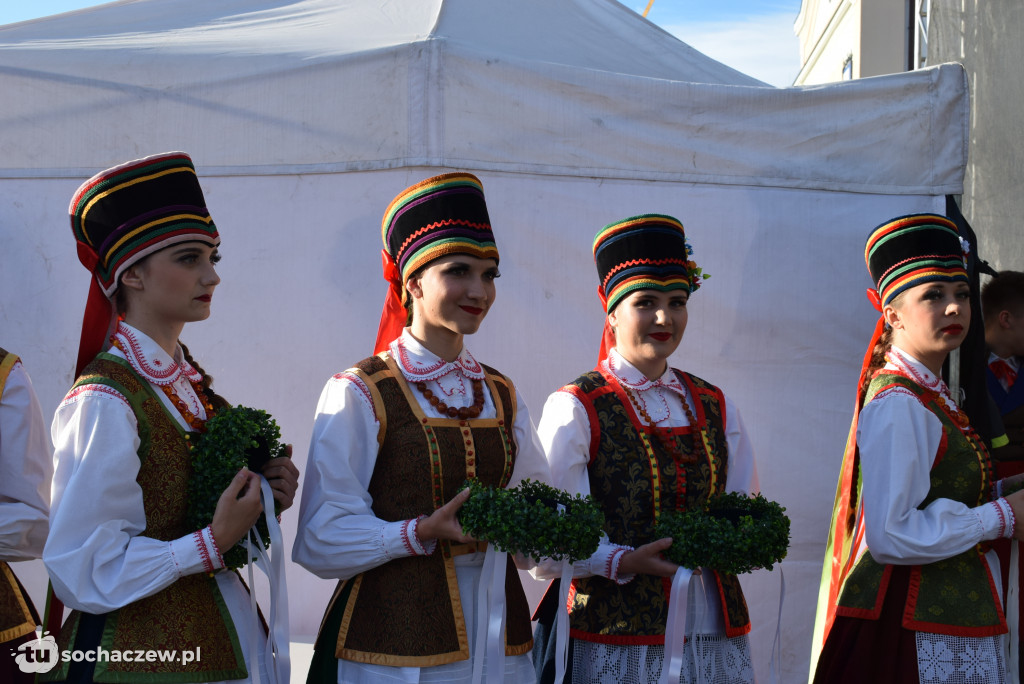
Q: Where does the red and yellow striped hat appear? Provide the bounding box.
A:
[70,152,219,374]
[865,213,967,308]
[374,172,498,353]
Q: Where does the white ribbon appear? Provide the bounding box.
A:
[554,561,573,684]
[471,545,507,684]
[769,567,786,684]
[691,572,707,684]
[243,476,291,684]
[660,567,694,684]
[1008,541,1019,682]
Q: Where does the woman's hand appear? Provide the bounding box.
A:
[617,538,681,578]
[416,488,477,545]
[261,445,299,511]
[210,468,263,550]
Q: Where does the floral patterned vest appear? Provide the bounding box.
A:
[45,353,246,683]
[565,368,750,643]
[836,371,1006,637]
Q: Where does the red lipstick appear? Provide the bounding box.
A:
[649,332,672,341]
[941,324,963,335]
[195,295,212,302]
[460,306,483,315]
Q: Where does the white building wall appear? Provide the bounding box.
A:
[795,0,909,85]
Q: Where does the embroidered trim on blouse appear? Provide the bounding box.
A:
[335,372,378,421]
[193,529,214,574]
[60,383,132,411]
[390,333,485,382]
[112,322,202,385]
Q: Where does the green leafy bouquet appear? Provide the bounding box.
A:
[654,492,790,575]
[186,405,289,569]
[457,479,605,563]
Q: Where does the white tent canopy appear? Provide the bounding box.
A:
[0,1,969,681]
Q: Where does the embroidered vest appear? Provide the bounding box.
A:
[45,354,246,683]
[565,369,751,643]
[836,372,1005,637]
[319,353,532,667]
[0,349,40,644]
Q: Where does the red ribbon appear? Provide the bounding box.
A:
[373,249,406,355]
[75,276,115,377]
[991,359,1018,389]
[596,285,615,366]
[819,311,885,647]
[866,288,883,313]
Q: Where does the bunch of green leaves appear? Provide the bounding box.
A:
[654,492,790,575]
[186,405,289,569]
[457,478,605,563]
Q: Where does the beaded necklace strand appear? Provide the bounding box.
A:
[623,384,702,465]
[414,378,485,419]
[110,337,214,432]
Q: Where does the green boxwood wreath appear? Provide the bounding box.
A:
[186,405,290,569]
[457,478,605,563]
[654,492,790,575]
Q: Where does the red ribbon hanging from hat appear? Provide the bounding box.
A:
[596,285,616,366]
[815,290,887,653]
[374,249,407,355]
[74,241,116,377]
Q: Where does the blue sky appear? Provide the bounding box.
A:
[0,0,803,86]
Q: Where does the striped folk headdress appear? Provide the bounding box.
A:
[592,214,705,363]
[593,214,704,314]
[865,213,967,308]
[374,172,499,353]
[70,152,219,374]
[381,172,497,284]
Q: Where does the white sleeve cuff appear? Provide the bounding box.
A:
[169,527,226,577]
[382,517,435,558]
[977,499,1015,540]
[590,543,634,584]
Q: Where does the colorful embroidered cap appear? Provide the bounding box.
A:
[374,172,499,354]
[593,214,705,313]
[71,151,219,296]
[381,172,498,286]
[70,152,219,375]
[865,213,967,308]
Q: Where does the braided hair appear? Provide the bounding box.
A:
[179,341,230,411]
[858,291,906,404]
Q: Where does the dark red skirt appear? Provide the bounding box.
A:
[813,565,920,683]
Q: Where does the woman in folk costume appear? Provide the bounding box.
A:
[44,152,299,684]
[535,215,759,683]
[0,350,52,684]
[810,214,1024,683]
[293,172,550,683]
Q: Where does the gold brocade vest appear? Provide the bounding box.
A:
[318,352,533,667]
[565,368,751,643]
[0,349,40,644]
[836,372,1006,637]
[45,353,246,683]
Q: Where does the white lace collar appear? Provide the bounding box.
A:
[389,329,485,383]
[109,321,202,386]
[884,345,949,394]
[602,348,686,396]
